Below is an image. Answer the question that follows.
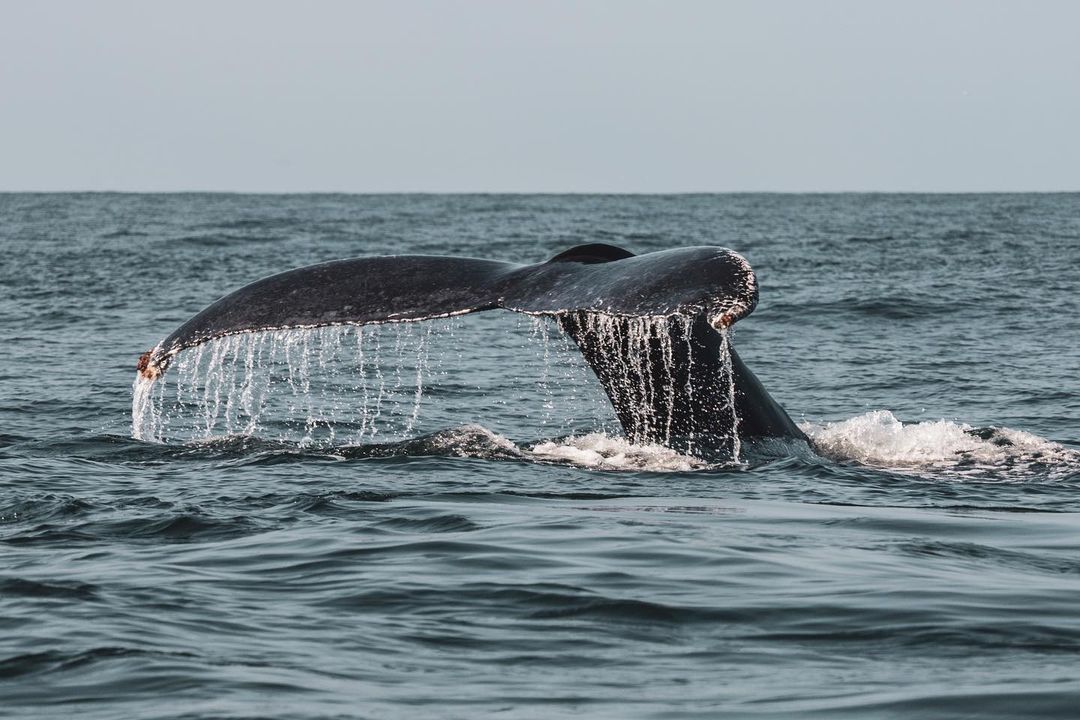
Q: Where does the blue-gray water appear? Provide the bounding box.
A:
[2,193,1079,719]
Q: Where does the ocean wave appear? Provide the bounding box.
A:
[529,432,713,472]
[803,410,1080,480]
[127,412,1080,482]
[173,425,719,474]
[346,425,724,473]
[0,577,100,601]
[1,511,265,546]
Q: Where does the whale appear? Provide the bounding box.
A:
[136,244,807,457]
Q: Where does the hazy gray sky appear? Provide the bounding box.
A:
[2,1,1078,192]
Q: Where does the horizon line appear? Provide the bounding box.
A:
[1,189,1079,196]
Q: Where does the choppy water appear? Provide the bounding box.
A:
[2,193,1079,719]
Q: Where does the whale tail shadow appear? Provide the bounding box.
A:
[136,244,807,456]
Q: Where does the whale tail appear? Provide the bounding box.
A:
[136,244,805,453]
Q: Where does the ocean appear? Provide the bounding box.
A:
[2,193,1078,719]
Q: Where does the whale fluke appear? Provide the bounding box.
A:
[136,244,806,455]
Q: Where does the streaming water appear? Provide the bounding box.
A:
[133,323,444,445]
[133,311,745,469]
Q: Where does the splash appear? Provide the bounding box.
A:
[344,423,721,472]
[804,410,1080,480]
[529,433,713,472]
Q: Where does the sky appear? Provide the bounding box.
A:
[1,0,1078,193]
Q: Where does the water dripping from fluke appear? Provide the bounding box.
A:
[551,313,745,460]
[130,312,750,468]
[132,323,445,447]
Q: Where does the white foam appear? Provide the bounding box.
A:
[803,410,1079,479]
[529,432,713,472]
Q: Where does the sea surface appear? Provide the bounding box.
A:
[2,193,1079,719]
